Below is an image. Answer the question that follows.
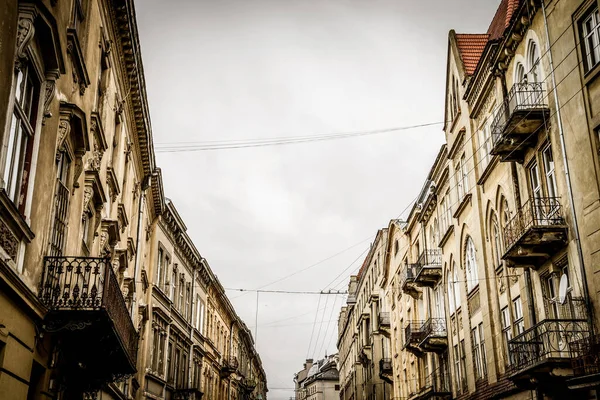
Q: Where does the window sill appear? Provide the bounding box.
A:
[438,225,455,248]
[477,156,499,186]
[0,188,34,260]
[453,193,472,219]
[583,59,600,86]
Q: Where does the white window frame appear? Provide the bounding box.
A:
[465,237,479,292]
[582,8,600,72]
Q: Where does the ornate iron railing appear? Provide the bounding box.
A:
[421,318,447,338]
[570,333,600,377]
[173,388,204,400]
[503,197,565,251]
[414,249,442,280]
[400,263,418,287]
[491,82,547,144]
[508,318,589,372]
[404,320,425,348]
[39,256,138,364]
[378,312,390,327]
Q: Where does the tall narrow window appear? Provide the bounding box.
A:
[492,216,502,268]
[513,297,525,334]
[479,323,487,378]
[465,237,479,292]
[453,266,461,310]
[448,272,456,314]
[156,248,163,287]
[529,161,542,200]
[501,306,512,364]
[472,327,482,378]
[528,41,541,83]
[542,146,558,199]
[49,151,71,257]
[582,8,600,72]
[171,268,177,301]
[4,62,40,209]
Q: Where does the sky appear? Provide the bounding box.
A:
[135,1,501,398]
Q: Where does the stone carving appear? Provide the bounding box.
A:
[498,276,506,295]
[0,220,19,261]
[83,187,93,209]
[57,119,70,150]
[99,231,108,253]
[86,144,102,172]
[72,150,85,189]
[509,274,519,285]
[15,16,35,70]
[42,79,56,124]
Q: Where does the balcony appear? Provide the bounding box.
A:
[508,298,589,384]
[242,377,257,393]
[379,358,393,375]
[173,388,204,400]
[404,321,425,355]
[38,257,138,389]
[378,312,390,328]
[420,318,448,353]
[413,249,442,287]
[221,356,239,378]
[490,82,550,163]
[408,368,452,400]
[502,197,568,268]
[569,333,600,389]
[401,264,421,299]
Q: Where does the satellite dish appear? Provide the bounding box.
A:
[558,274,569,305]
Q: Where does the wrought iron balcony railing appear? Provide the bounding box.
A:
[490,82,549,162]
[570,333,600,377]
[424,368,452,395]
[413,249,442,287]
[508,298,589,375]
[39,256,138,371]
[404,320,425,352]
[422,318,447,339]
[502,197,567,267]
[173,388,204,400]
[400,263,420,299]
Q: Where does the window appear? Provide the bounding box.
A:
[4,60,41,210]
[174,348,181,387]
[448,272,456,314]
[163,255,171,292]
[501,306,512,364]
[167,340,173,382]
[513,297,525,334]
[529,161,542,200]
[81,206,93,249]
[480,120,493,170]
[460,340,467,391]
[171,267,177,301]
[465,237,479,292]
[453,266,461,310]
[394,239,399,256]
[151,319,167,376]
[479,323,487,378]
[528,41,541,83]
[542,146,557,199]
[179,275,185,312]
[455,153,469,200]
[186,282,191,318]
[157,248,164,287]
[491,216,502,268]
[472,326,482,379]
[515,62,526,83]
[582,7,600,72]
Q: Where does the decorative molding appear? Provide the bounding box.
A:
[452,193,472,220]
[42,73,59,125]
[66,28,90,95]
[15,14,35,71]
[117,203,129,233]
[106,167,120,203]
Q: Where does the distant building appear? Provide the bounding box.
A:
[295,354,340,400]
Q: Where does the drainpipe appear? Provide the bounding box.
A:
[130,173,150,318]
[541,1,592,327]
[228,316,236,400]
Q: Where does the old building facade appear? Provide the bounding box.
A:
[337,230,393,400]
[295,354,340,400]
[0,1,267,400]
[338,0,600,399]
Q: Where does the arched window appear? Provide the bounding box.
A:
[491,214,502,268]
[447,268,455,314]
[500,198,511,230]
[465,237,479,292]
[453,262,461,309]
[528,40,541,83]
[515,62,526,83]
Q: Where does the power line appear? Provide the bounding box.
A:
[154,122,443,152]
[225,288,347,295]
[305,294,323,359]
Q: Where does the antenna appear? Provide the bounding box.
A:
[558,274,569,305]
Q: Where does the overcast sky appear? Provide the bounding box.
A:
[136,1,500,398]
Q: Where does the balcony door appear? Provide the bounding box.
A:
[48,150,71,257]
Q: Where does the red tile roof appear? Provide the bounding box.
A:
[454,0,520,76]
[487,0,520,40]
[455,34,490,75]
